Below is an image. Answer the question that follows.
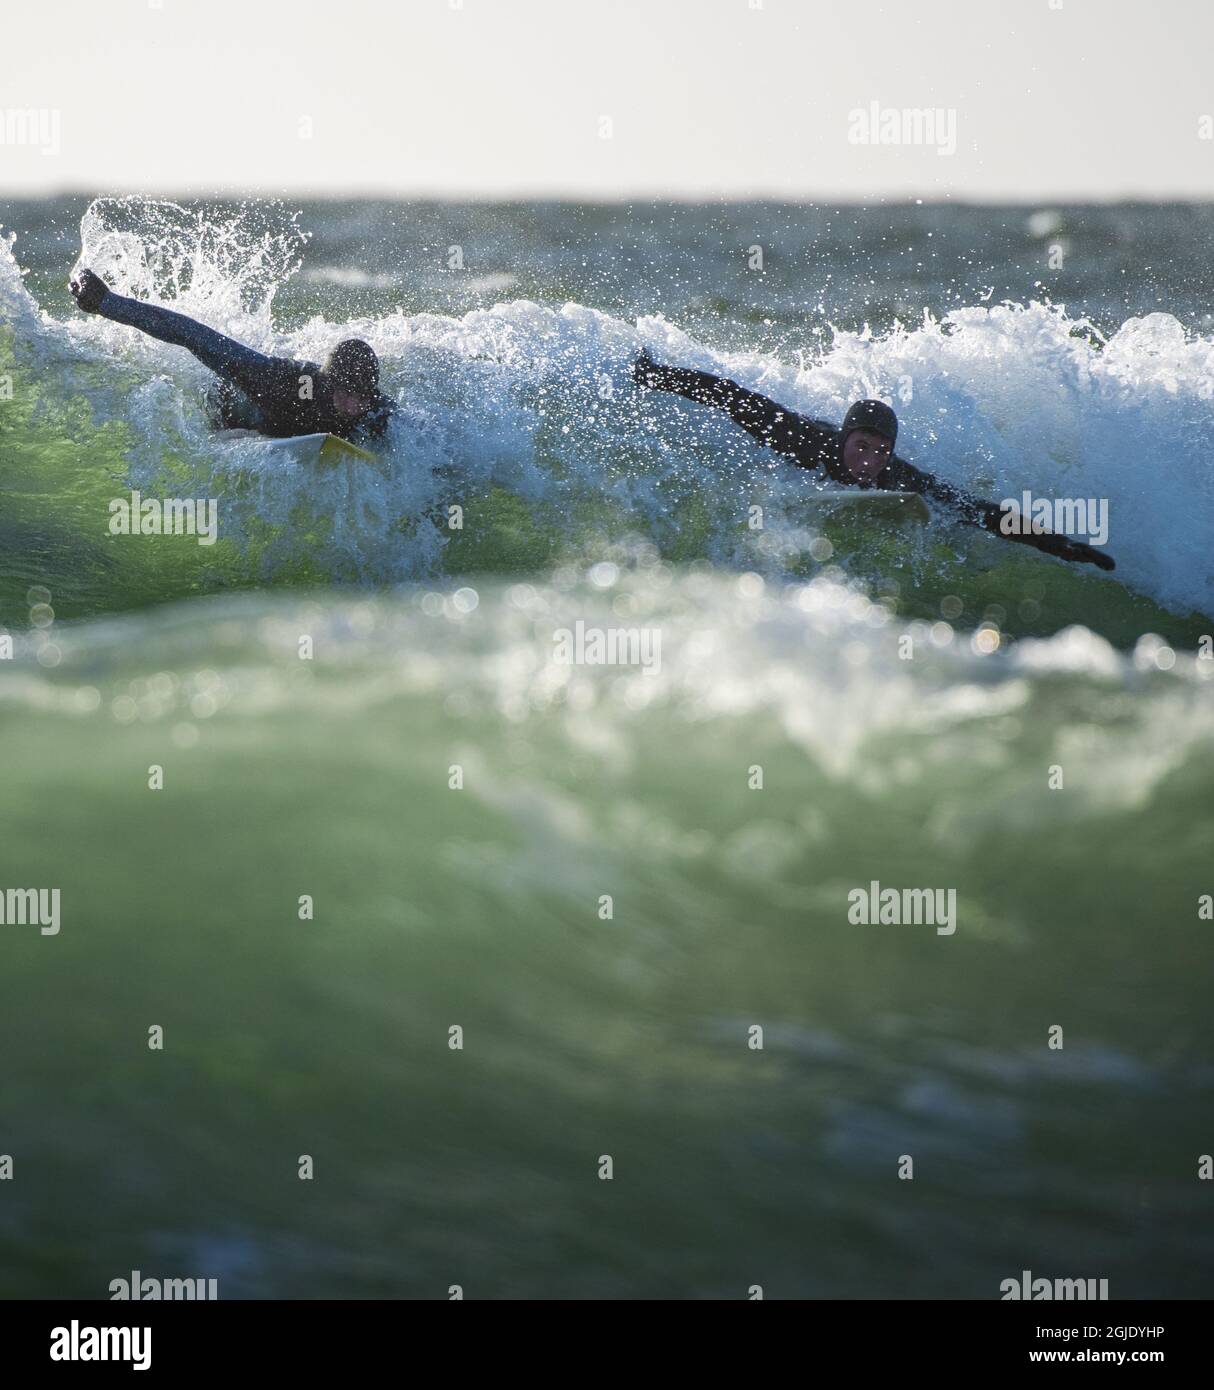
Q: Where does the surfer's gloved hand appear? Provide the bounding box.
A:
[69,267,110,314]
[1036,531,1116,571]
[632,347,668,390]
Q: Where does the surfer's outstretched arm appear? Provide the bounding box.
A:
[69,268,293,404]
[887,455,1116,570]
[633,349,834,468]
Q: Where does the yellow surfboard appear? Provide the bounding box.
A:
[314,433,379,465]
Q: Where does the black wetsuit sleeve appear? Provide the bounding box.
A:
[882,453,1114,567]
[643,362,837,470]
[96,291,303,406]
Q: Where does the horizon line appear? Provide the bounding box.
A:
[4,187,1214,208]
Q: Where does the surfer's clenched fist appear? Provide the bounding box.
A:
[69,267,110,314]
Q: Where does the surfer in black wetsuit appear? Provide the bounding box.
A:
[69,267,393,443]
[633,349,1115,570]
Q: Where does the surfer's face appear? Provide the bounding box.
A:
[332,384,372,419]
[842,428,893,482]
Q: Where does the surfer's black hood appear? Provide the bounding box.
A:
[325,338,380,400]
[840,399,898,449]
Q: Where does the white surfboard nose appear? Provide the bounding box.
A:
[218,429,384,471]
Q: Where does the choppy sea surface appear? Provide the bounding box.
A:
[1,197,1211,1297]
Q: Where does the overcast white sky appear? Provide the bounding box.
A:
[1,0,1212,200]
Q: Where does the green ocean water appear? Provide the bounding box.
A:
[1,198,1213,1298]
